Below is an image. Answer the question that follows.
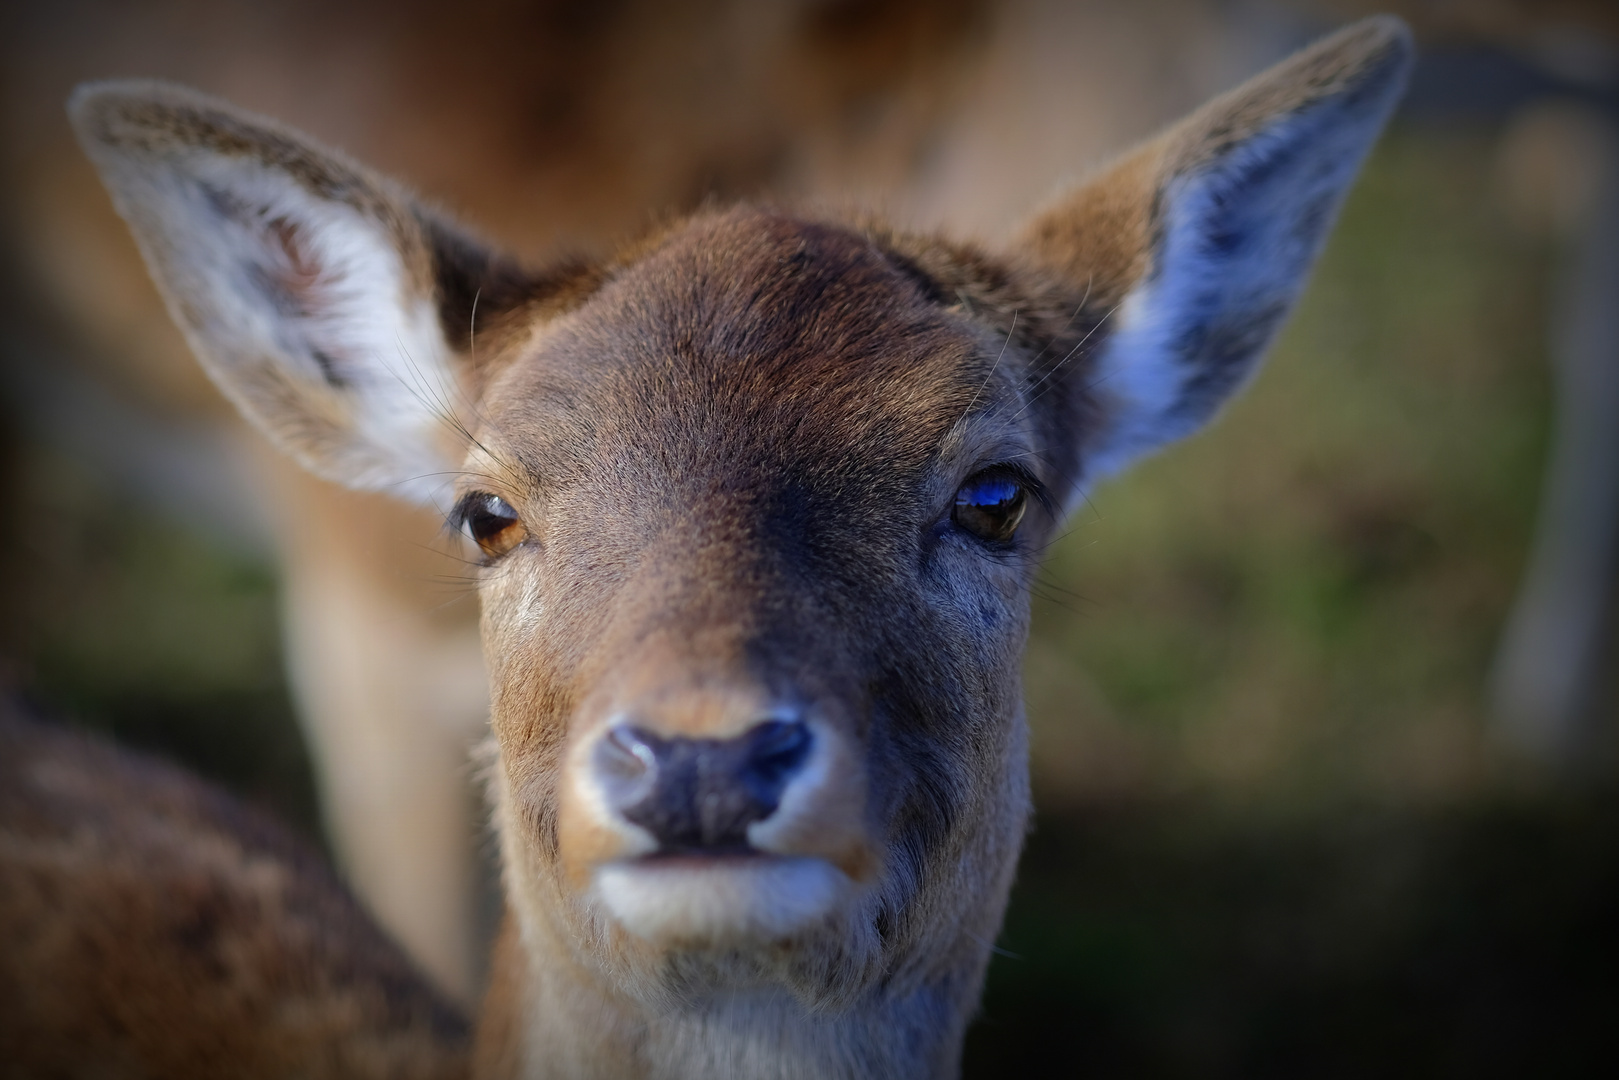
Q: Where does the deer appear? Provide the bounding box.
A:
[0,16,1411,1078]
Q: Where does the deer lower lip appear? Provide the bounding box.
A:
[595,854,850,944]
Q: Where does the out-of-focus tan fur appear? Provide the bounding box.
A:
[0,703,470,1079]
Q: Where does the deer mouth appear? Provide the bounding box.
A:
[594,853,852,946]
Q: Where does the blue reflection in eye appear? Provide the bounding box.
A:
[955,477,1021,510]
[952,474,1028,542]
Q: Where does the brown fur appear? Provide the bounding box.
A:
[41,16,1413,1078]
[0,703,470,1079]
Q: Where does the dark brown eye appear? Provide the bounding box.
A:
[456,493,527,560]
[952,475,1027,543]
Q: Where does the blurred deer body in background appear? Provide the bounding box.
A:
[10,19,1412,1077]
[0,705,472,1079]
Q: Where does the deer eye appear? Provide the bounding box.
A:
[952,474,1028,543]
[455,493,527,560]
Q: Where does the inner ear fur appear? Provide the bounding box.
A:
[1008,15,1415,493]
[69,80,553,503]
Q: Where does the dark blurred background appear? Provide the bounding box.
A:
[2,1,1617,1075]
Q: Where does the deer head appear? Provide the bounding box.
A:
[70,17,1411,1076]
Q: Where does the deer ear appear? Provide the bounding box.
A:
[1016,16,1413,487]
[69,80,527,504]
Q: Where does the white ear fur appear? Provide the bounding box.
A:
[1082,21,1412,482]
[71,81,464,504]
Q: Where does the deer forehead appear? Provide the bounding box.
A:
[467,208,1035,553]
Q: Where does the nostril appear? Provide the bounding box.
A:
[595,725,661,810]
[603,726,659,776]
[740,719,813,806]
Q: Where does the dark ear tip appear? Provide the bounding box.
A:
[1336,14,1417,80]
[1365,14,1416,66]
[1263,15,1412,121]
[1354,13,1414,46]
[66,80,125,143]
[67,79,222,150]
[68,79,157,146]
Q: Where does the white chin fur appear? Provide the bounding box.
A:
[595,856,849,945]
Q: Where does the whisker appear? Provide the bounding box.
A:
[449,284,527,485]
[961,310,1017,423]
[383,317,526,496]
[1023,273,1092,373]
[1011,300,1123,422]
[965,930,1020,961]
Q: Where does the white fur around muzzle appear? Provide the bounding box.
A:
[595,856,852,945]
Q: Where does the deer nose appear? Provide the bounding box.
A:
[593,718,814,852]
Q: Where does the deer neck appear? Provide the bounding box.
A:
[491,920,985,1080]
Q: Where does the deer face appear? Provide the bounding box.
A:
[70,12,1410,1053]
[467,209,1043,1001]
